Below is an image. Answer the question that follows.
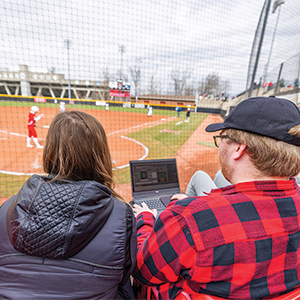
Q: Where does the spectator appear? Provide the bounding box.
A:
[268,81,273,90]
[279,78,285,88]
[171,169,230,201]
[173,168,300,202]
[133,96,300,299]
[0,111,137,299]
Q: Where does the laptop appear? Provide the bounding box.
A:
[129,158,181,214]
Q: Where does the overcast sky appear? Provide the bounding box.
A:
[0,0,299,96]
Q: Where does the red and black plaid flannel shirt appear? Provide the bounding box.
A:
[134,179,300,300]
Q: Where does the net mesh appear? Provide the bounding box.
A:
[0,0,300,202]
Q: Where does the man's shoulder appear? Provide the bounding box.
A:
[169,193,228,215]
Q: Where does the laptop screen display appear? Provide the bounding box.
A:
[130,159,180,193]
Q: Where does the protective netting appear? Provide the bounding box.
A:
[0,0,299,202]
[264,52,300,91]
[246,0,271,94]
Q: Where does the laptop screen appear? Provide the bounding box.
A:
[130,159,180,193]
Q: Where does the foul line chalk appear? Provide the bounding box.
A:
[0,130,27,138]
[1,117,170,174]
[113,136,149,169]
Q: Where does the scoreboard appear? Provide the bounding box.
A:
[109,80,130,97]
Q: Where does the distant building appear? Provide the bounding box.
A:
[0,65,109,100]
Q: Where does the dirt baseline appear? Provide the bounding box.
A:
[0,105,222,202]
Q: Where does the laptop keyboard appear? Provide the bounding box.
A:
[137,198,165,210]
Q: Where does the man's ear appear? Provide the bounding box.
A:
[233,144,247,160]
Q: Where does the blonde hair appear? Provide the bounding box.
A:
[226,127,300,177]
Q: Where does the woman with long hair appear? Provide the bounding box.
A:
[0,111,136,299]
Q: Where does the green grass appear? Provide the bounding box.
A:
[0,99,177,116]
[128,114,207,158]
[0,173,30,198]
[114,113,207,184]
[1,99,207,196]
[0,113,207,195]
[113,167,131,185]
[0,100,60,109]
[197,141,215,147]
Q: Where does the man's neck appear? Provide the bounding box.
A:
[230,168,290,185]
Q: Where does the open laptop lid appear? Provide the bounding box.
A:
[130,158,180,199]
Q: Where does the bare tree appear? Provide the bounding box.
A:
[148,74,158,95]
[102,67,112,84]
[204,73,220,95]
[170,68,193,95]
[198,73,230,97]
[184,85,195,96]
[197,80,205,95]
[219,79,230,95]
[130,65,141,97]
[122,74,129,82]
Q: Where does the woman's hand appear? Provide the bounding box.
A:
[133,202,157,218]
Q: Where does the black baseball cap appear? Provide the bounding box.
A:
[205,97,300,146]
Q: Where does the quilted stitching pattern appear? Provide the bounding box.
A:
[15,179,84,258]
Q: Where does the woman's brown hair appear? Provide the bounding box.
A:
[43,111,123,200]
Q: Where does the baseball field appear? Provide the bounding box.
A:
[0,101,222,203]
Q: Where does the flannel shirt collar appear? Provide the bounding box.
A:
[210,178,298,196]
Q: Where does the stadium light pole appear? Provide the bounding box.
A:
[247,0,272,98]
[65,39,72,103]
[118,45,125,102]
[119,45,125,80]
[135,57,142,103]
[263,0,285,84]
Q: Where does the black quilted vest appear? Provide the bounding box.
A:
[0,175,136,300]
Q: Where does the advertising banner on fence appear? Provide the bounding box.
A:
[109,90,130,97]
[135,103,145,109]
[34,97,47,103]
[95,101,106,106]
[123,103,131,108]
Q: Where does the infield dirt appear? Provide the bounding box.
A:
[0,105,222,203]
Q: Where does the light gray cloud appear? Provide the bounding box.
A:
[0,0,299,96]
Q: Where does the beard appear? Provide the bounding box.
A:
[218,145,233,184]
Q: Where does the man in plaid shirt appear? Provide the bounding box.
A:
[133,96,300,300]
